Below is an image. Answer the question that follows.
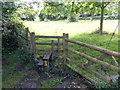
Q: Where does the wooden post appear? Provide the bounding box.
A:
[63,33,69,64]
[30,32,36,52]
[65,33,69,58]
[25,28,29,39]
[51,40,54,60]
[57,37,60,60]
[63,33,66,62]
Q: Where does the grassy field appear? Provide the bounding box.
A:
[24,20,118,36]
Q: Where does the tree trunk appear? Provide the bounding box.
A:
[99,1,104,35]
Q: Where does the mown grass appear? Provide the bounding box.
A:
[24,20,118,36]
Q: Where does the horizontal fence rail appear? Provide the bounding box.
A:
[36,49,63,52]
[35,42,63,46]
[65,63,98,84]
[66,57,113,83]
[35,35,63,39]
[65,39,120,58]
[66,47,120,73]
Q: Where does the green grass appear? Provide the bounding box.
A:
[2,51,29,88]
[24,20,118,36]
[41,77,63,88]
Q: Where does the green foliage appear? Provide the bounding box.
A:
[40,1,118,21]
[2,19,27,56]
[2,2,17,20]
[94,80,119,89]
[41,2,66,20]
[2,2,32,62]
[14,2,38,21]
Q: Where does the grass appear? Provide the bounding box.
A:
[2,50,30,88]
[24,20,118,36]
[41,77,63,88]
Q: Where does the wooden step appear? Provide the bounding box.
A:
[38,60,44,66]
[43,52,52,60]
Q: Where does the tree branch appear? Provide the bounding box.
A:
[104,2,110,8]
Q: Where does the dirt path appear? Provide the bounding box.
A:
[14,68,91,89]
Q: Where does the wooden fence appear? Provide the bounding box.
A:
[62,33,120,84]
[19,30,120,85]
[30,32,64,56]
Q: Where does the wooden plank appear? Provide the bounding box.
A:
[43,52,52,60]
[36,42,51,45]
[35,42,63,46]
[67,47,120,73]
[65,39,120,58]
[65,63,98,84]
[66,57,112,83]
[36,49,51,52]
[35,35,63,39]
[36,49,64,52]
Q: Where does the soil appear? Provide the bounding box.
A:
[14,68,92,89]
[13,61,28,72]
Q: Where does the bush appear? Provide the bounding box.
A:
[2,19,27,57]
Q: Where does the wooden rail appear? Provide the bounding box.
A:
[35,35,63,39]
[35,42,63,46]
[62,33,120,84]
[67,47,120,73]
[65,39,120,58]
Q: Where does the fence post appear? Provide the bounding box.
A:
[30,32,36,53]
[51,40,54,60]
[63,33,69,63]
[65,33,69,58]
[57,37,60,60]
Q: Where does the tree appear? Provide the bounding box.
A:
[99,0,111,35]
[14,2,38,21]
[40,2,66,20]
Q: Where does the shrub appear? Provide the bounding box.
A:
[2,19,28,57]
